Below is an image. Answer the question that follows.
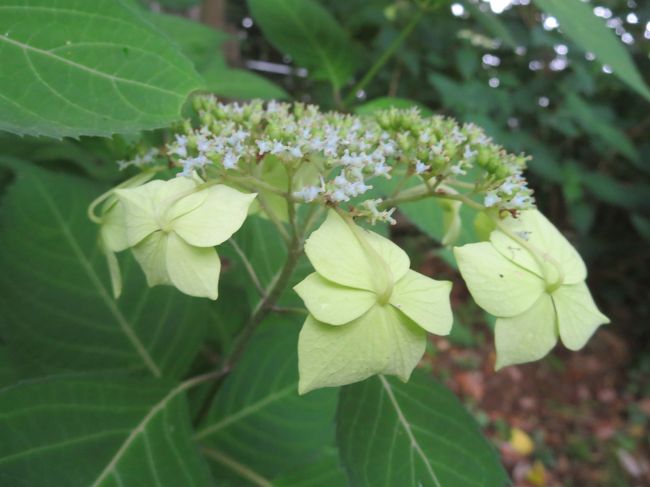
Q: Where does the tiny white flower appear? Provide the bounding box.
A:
[450,164,466,175]
[415,160,430,175]
[484,191,501,207]
[223,152,239,169]
[373,162,391,177]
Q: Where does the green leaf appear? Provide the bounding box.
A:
[0,346,18,389]
[337,372,508,486]
[202,64,290,101]
[148,12,230,72]
[0,375,212,486]
[564,93,639,162]
[194,320,339,483]
[273,448,346,486]
[156,0,202,8]
[0,167,207,379]
[533,0,650,101]
[0,133,122,181]
[0,0,202,138]
[227,215,312,306]
[247,0,359,89]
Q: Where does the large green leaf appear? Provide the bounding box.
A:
[148,12,230,72]
[0,167,207,379]
[564,93,639,162]
[337,372,508,486]
[533,0,650,102]
[273,448,347,487]
[0,0,202,138]
[202,65,289,101]
[0,375,212,486]
[0,347,18,389]
[194,320,339,484]
[247,0,359,89]
[224,215,312,307]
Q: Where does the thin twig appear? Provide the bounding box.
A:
[228,239,264,297]
[201,447,273,487]
[256,194,291,243]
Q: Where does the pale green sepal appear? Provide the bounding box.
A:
[293,273,376,325]
[389,270,453,335]
[100,238,122,299]
[165,233,221,300]
[99,171,157,253]
[495,294,558,369]
[553,282,610,351]
[115,181,165,246]
[132,231,171,287]
[304,210,409,292]
[491,210,587,285]
[100,199,129,252]
[363,228,410,282]
[298,306,426,394]
[454,242,545,318]
[172,186,256,247]
[116,177,208,246]
[154,176,206,222]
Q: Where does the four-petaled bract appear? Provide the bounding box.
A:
[294,210,453,394]
[115,177,256,300]
[454,210,609,369]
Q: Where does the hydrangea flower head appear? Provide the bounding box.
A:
[454,210,609,369]
[115,177,256,300]
[294,210,453,393]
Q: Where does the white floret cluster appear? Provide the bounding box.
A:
[117,96,534,223]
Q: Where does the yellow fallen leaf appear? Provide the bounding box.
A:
[510,427,534,456]
[526,460,547,487]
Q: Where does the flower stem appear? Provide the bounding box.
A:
[380,182,486,211]
[228,239,265,297]
[230,231,304,363]
[192,232,303,426]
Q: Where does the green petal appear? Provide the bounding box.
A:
[495,294,557,369]
[99,238,122,299]
[157,176,206,221]
[116,177,206,246]
[100,201,129,252]
[389,270,453,335]
[172,185,256,247]
[115,181,165,246]
[491,210,586,285]
[298,305,426,394]
[132,231,171,287]
[304,210,409,292]
[454,242,545,317]
[294,273,377,325]
[166,232,221,300]
[553,282,609,351]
